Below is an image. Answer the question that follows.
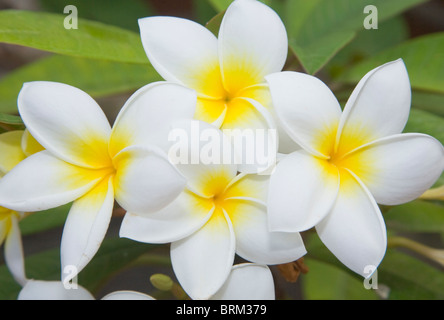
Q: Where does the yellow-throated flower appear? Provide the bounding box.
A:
[266,59,444,277]
[0,130,43,286]
[138,0,292,172]
[120,120,305,300]
[0,81,197,281]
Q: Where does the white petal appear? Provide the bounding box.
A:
[4,215,27,286]
[101,291,155,300]
[219,0,287,94]
[0,151,105,212]
[170,210,235,300]
[18,280,95,300]
[168,120,238,197]
[343,133,444,205]
[268,150,339,232]
[316,170,387,278]
[109,82,197,156]
[138,17,224,98]
[228,199,306,264]
[113,145,186,214]
[61,175,114,282]
[266,71,342,158]
[336,59,411,151]
[211,263,275,300]
[221,97,278,174]
[18,82,111,169]
[120,190,214,244]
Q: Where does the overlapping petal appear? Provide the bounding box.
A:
[316,170,387,277]
[4,214,26,286]
[170,209,235,300]
[342,133,444,205]
[60,176,114,281]
[18,280,95,300]
[228,199,306,264]
[18,82,111,169]
[109,82,197,156]
[120,190,214,243]
[219,0,287,95]
[113,145,186,214]
[266,71,342,158]
[210,263,275,300]
[0,151,106,212]
[267,150,339,232]
[138,16,224,99]
[336,59,411,155]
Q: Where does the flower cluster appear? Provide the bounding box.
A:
[0,0,443,300]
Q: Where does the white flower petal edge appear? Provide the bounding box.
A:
[230,199,307,264]
[345,133,444,205]
[113,145,186,215]
[60,176,114,282]
[219,0,288,92]
[109,82,197,155]
[138,17,219,98]
[18,280,95,300]
[0,151,102,212]
[119,191,215,244]
[18,81,111,169]
[170,210,236,300]
[316,170,387,278]
[4,215,27,286]
[267,150,339,232]
[265,71,342,159]
[336,59,411,149]
[101,291,155,300]
[210,263,275,300]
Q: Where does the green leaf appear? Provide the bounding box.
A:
[0,54,160,114]
[19,204,71,236]
[0,113,23,125]
[412,91,444,118]
[302,258,379,300]
[0,10,148,64]
[284,0,428,74]
[384,200,444,233]
[40,0,154,32]
[379,250,444,299]
[327,16,409,78]
[339,32,444,94]
[404,108,444,146]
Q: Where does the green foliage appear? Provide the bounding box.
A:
[0,0,443,300]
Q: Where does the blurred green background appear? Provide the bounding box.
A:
[0,0,443,300]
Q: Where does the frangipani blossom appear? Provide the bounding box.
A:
[120,120,305,300]
[266,59,444,277]
[0,130,43,286]
[0,81,197,281]
[17,263,273,300]
[138,0,294,171]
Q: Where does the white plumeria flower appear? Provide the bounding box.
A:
[211,263,275,300]
[18,280,154,300]
[17,263,273,300]
[266,59,444,277]
[138,0,295,171]
[0,81,197,282]
[120,120,306,300]
[0,130,43,286]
